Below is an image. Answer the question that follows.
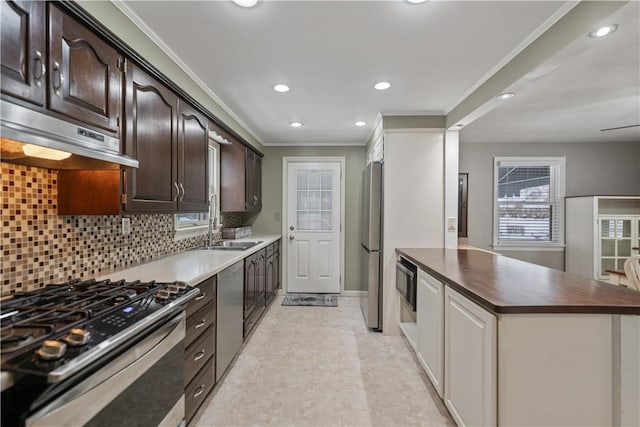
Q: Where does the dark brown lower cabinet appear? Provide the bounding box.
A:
[243,241,281,338]
[184,276,216,425]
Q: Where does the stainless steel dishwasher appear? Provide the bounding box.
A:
[216,260,244,382]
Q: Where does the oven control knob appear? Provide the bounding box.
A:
[38,340,67,360]
[156,289,171,301]
[65,328,91,346]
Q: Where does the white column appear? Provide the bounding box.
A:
[444,130,459,249]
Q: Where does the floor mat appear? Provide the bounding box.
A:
[281,293,338,307]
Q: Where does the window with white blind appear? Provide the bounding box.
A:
[493,157,565,248]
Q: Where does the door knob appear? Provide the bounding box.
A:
[289,235,295,240]
[289,226,295,231]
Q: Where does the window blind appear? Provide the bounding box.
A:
[494,158,564,245]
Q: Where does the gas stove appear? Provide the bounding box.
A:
[1,278,197,383]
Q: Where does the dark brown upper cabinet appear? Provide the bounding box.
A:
[0,1,46,106]
[220,138,262,212]
[177,101,209,212]
[123,62,178,213]
[123,62,208,213]
[48,4,122,135]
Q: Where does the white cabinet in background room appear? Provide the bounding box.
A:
[566,196,640,281]
[444,287,497,427]
[416,269,444,398]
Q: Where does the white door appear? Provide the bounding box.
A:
[286,162,341,293]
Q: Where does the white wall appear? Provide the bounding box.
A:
[383,131,444,334]
[459,141,640,269]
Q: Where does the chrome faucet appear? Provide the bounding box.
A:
[208,191,218,247]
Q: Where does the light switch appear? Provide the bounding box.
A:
[122,217,131,236]
[447,217,456,232]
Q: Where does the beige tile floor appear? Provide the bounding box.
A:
[193,296,455,427]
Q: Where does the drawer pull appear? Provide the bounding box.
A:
[195,293,206,301]
[193,385,205,399]
[194,319,206,329]
[194,349,206,361]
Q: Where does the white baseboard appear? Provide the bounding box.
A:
[342,290,367,297]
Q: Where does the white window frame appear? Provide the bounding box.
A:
[174,141,220,240]
[492,156,566,250]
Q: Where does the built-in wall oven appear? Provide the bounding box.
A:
[396,258,417,311]
[1,279,198,427]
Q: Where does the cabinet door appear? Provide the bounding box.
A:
[265,254,274,299]
[254,155,262,211]
[177,100,208,212]
[274,243,280,290]
[244,255,257,316]
[245,149,256,210]
[0,0,45,105]
[124,62,178,213]
[256,249,266,303]
[416,269,444,398]
[48,4,122,134]
[220,138,246,212]
[444,287,496,427]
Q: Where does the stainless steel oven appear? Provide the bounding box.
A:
[396,258,417,311]
[26,312,186,427]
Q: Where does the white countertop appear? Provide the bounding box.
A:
[97,235,281,286]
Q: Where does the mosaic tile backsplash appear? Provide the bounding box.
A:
[1,163,242,296]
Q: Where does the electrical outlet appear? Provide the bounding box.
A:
[447,217,457,232]
[122,217,131,236]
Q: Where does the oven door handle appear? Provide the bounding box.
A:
[26,312,185,427]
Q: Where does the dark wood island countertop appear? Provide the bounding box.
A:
[396,248,640,315]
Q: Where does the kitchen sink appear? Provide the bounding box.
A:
[197,241,263,251]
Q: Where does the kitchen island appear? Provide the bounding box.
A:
[396,247,640,427]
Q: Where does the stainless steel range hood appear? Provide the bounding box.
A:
[1,100,138,170]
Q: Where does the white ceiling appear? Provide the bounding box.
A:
[119,0,572,145]
[460,1,640,144]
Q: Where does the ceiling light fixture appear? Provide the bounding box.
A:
[232,0,259,7]
[354,121,367,127]
[374,81,391,91]
[290,122,303,128]
[588,24,618,38]
[496,92,515,100]
[22,144,72,161]
[273,84,290,93]
[406,0,428,3]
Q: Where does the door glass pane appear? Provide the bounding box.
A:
[297,191,308,210]
[601,220,613,237]
[321,172,332,190]
[618,240,631,257]
[601,239,615,256]
[294,168,334,232]
[309,173,321,190]
[297,211,309,230]
[296,171,309,190]
[622,220,631,238]
[309,191,321,210]
[321,191,332,210]
[617,259,627,271]
[601,259,615,272]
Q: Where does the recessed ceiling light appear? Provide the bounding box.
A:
[273,84,290,93]
[455,124,464,128]
[406,0,428,3]
[232,0,259,8]
[290,122,303,128]
[354,121,367,127]
[589,24,618,38]
[374,81,391,91]
[497,92,515,100]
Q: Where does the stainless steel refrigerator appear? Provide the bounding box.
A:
[360,161,383,331]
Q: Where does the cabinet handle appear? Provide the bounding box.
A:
[52,61,64,95]
[193,349,206,361]
[193,385,205,399]
[179,183,185,201]
[33,51,45,87]
[195,293,206,301]
[195,319,206,329]
[173,182,179,201]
